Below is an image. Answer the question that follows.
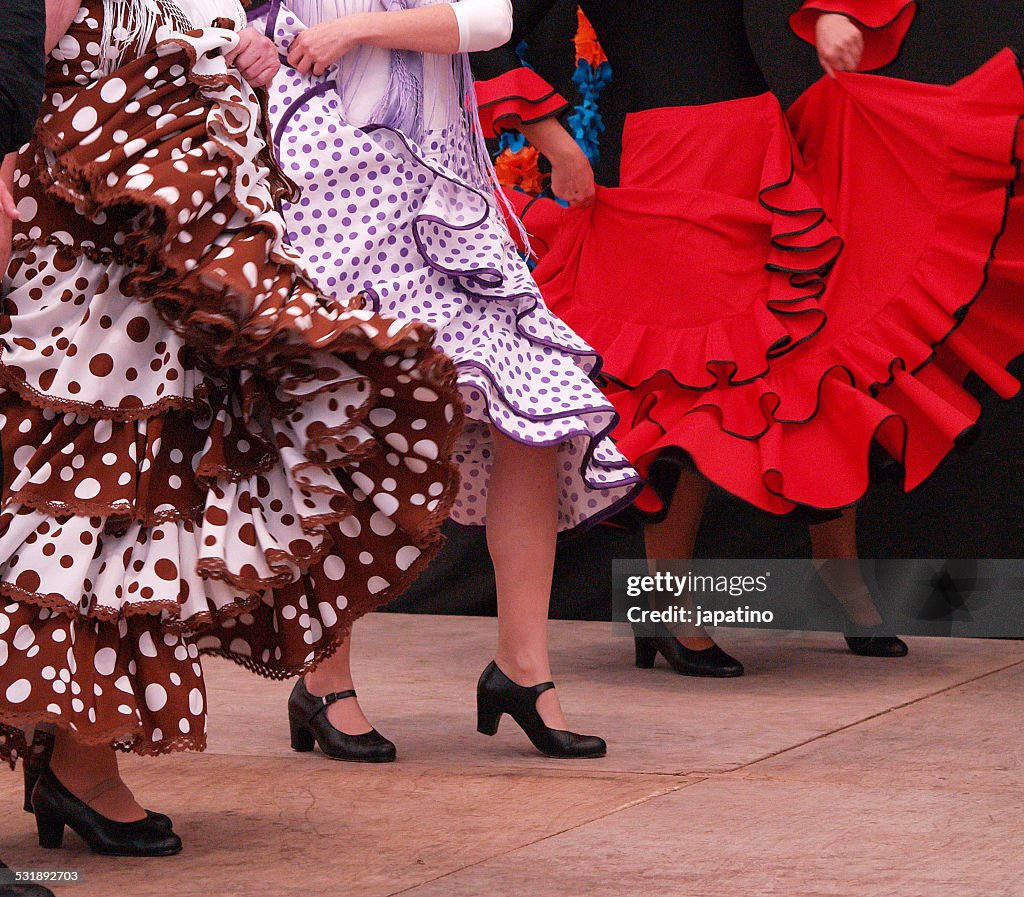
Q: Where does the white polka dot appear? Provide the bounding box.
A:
[188,688,204,715]
[369,511,396,537]
[138,631,158,657]
[71,106,97,132]
[6,679,31,704]
[395,545,420,572]
[100,77,128,103]
[74,478,101,500]
[322,556,346,581]
[94,647,117,676]
[369,407,397,427]
[145,684,167,712]
[413,439,439,460]
[13,625,34,651]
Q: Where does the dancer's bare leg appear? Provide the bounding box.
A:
[488,433,567,729]
[643,469,716,650]
[303,633,373,735]
[809,507,883,627]
[48,732,145,823]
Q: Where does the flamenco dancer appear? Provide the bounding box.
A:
[245,0,641,761]
[0,0,465,856]
[473,0,1024,675]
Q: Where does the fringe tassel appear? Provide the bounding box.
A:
[98,0,191,76]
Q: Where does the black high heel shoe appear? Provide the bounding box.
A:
[31,768,182,857]
[816,575,909,658]
[22,733,173,830]
[288,678,397,763]
[476,661,606,759]
[633,621,744,677]
[844,623,909,658]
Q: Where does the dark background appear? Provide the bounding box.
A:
[388,1,1024,620]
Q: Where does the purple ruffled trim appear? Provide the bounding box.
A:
[264,42,641,521]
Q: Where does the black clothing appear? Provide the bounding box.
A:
[0,0,46,155]
[472,0,770,112]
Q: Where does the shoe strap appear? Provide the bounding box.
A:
[530,681,555,697]
[81,776,124,807]
[308,689,357,723]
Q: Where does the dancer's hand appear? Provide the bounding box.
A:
[0,180,17,222]
[815,13,864,77]
[0,169,16,277]
[288,18,365,76]
[226,27,281,87]
[0,211,13,282]
[519,118,596,209]
[549,141,596,209]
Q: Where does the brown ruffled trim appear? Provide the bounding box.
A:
[1,717,206,767]
[1,27,464,631]
[13,494,205,527]
[0,345,216,423]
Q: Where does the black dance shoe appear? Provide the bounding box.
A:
[633,621,745,677]
[844,623,909,658]
[31,768,182,857]
[288,679,397,763]
[476,661,607,759]
[22,734,173,830]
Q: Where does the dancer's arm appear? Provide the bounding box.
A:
[516,117,594,208]
[790,1,917,73]
[288,0,513,76]
[468,0,592,206]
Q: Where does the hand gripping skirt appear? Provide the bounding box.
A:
[516,52,1024,518]
[250,0,643,533]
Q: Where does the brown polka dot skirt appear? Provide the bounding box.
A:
[0,4,462,762]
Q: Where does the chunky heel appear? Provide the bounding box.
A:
[475,662,606,759]
[286,680,397,762]
[634,637,657,669]
[289,715,316,752]
[630,622,744,678]
[476,696,502,736]
[30,768,181,857]
[35,811,65,849]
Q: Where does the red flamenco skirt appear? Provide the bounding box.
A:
[519,51,1024,517]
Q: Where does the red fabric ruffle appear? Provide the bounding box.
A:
[790,0,917,71]
[518,53,1024,516]
[522,95,842,395]
[475,67,569,138]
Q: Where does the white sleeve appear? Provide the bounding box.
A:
[451,0,514,54]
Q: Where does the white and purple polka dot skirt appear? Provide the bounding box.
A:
[253,0,642,533]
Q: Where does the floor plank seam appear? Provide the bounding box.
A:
[384,780,699,896]
[712,656,1024,779]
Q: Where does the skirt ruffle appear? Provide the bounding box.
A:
[256,0,642,533]
[519,56,1024,517]
[0,23,463,763]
